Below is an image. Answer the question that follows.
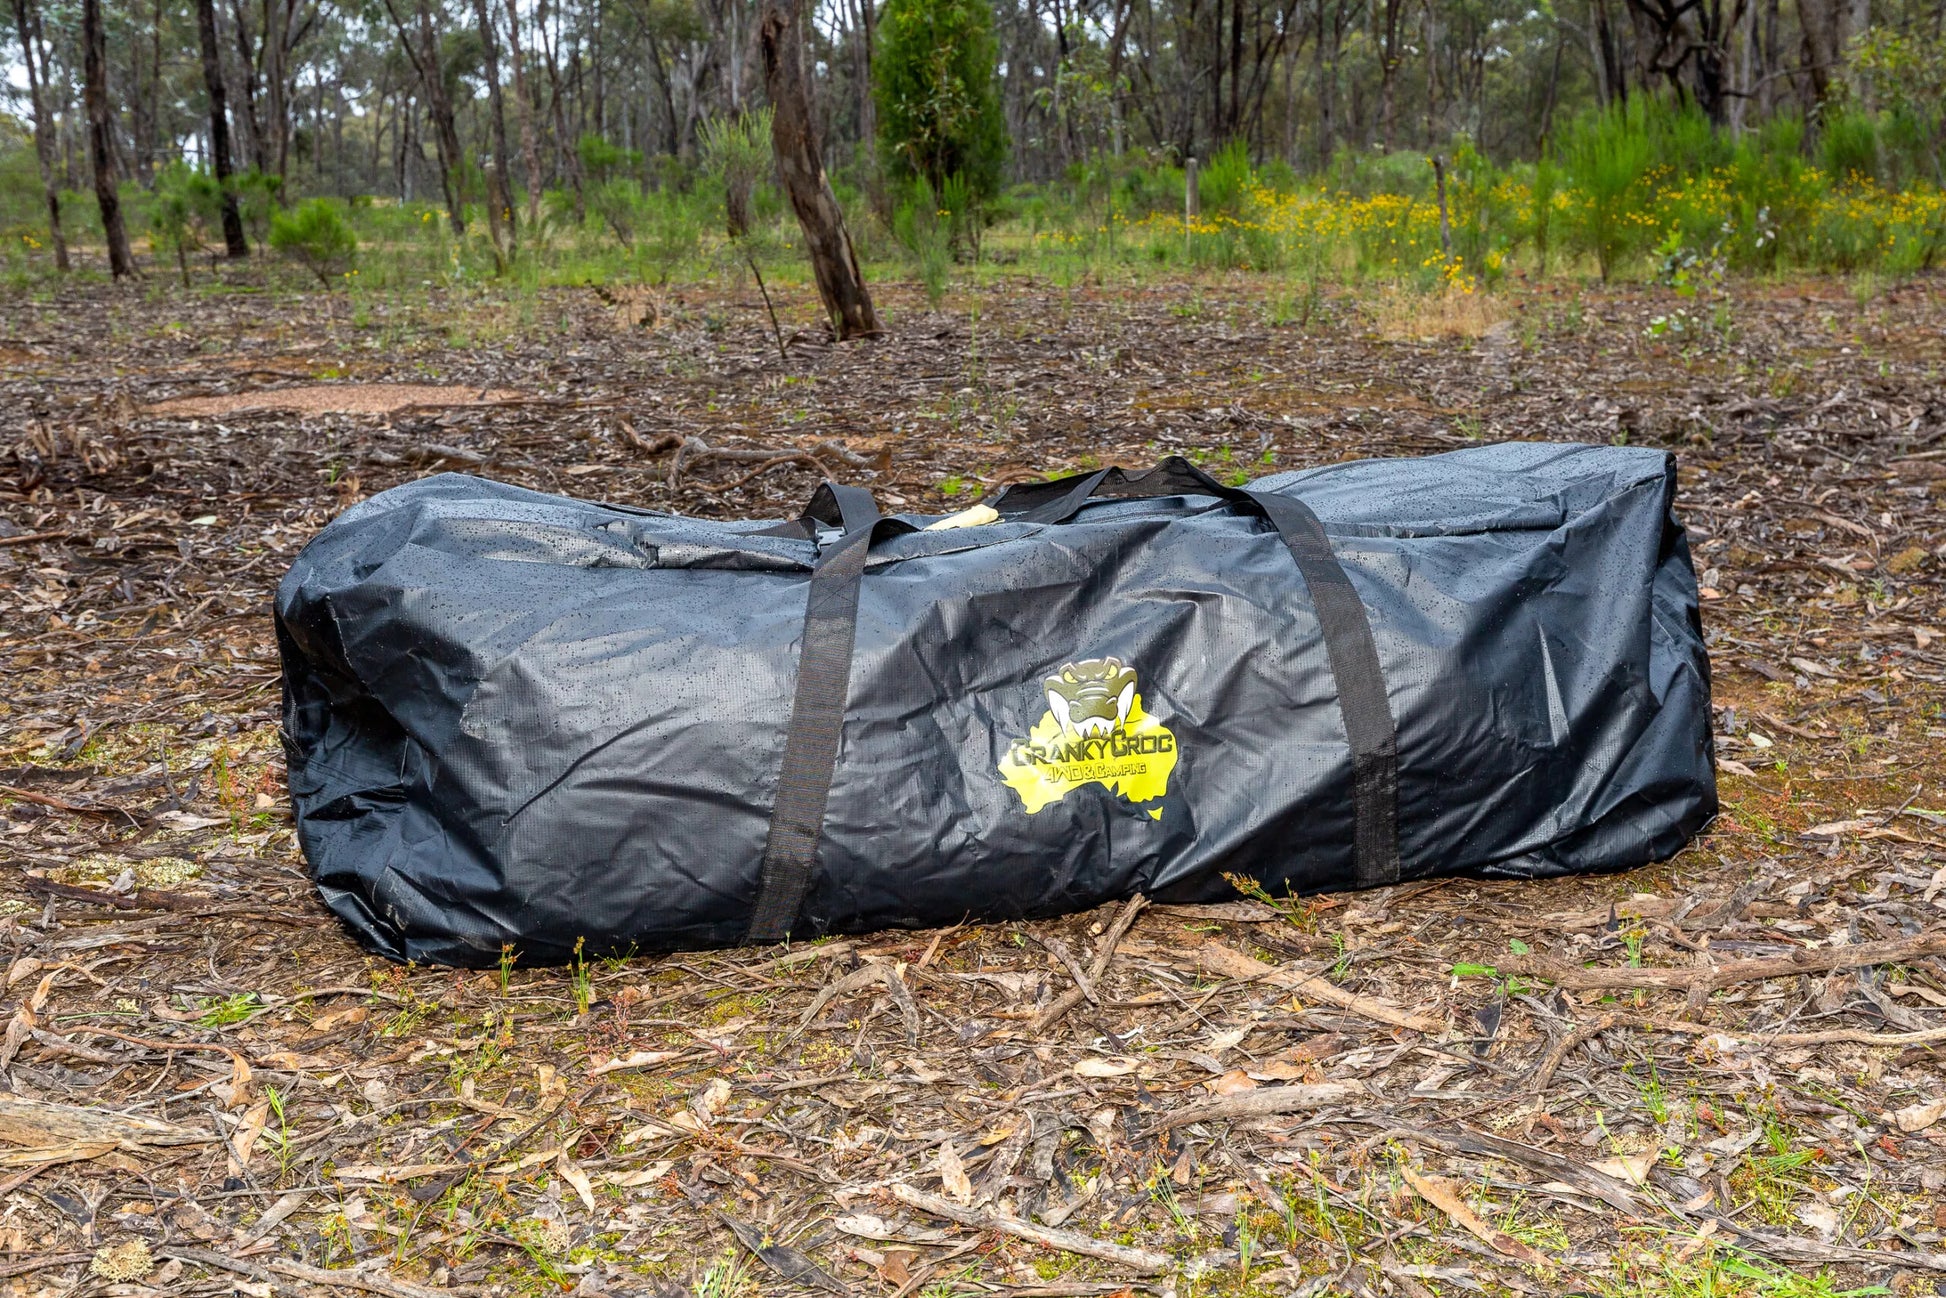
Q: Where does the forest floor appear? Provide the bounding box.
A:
[1,271,1944,1298]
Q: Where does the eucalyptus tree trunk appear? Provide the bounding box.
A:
[758,0,880,340]
[384,0,467,235]
[83,0,135,278]
[10,0,68,270]
[471,0,518,255]
[195,0,250,256]
[501,0,545,228]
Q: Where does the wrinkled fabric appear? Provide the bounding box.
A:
[276,442,1715,966]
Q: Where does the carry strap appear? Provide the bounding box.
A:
[745,480,900,944]
[1246,489,1400,890]
[992,458,1400,890]
[746,461,1401,945]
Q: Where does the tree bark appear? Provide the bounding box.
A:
[758,0,880,340]
[384,0,467,235]
[82,0,135,278]
[195,0,250,256]
[471,0,518,255]
[230,0,270,172]
[11,0,68,270]
[1796,0,1844,108]
[500,0,545,227]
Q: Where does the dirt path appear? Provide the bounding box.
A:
[0,276,1942,1294]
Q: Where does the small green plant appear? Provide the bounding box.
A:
[198,993,259,1028]
[894,178,954,307]
[262,1084,297,1178]
[149,162,222,287]
[700,109,785,356]
[694,1251,753,1298]
[269,198,358,288]
[569,936,593,1015]
[498,942,517,994]
[1199,138,1253,214]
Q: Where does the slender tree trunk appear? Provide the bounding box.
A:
[195,0,250,256]
[1537,28,1565,147]
[472,0,518,254]
[141,0,164,181]
[11,0,68,270]
[501,0,545,227]
[83,0,135,277]
[758,0,879,340]
[383,0,467,234]
[1105,0,1129,154]
[537,0,585,218]
[265,0,289,177]
[230,0,270,171]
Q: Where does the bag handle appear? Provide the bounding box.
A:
[746,460,1401,946]
[988,456,1241,525]
[800,481,884,537]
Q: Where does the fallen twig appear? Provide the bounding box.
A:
[1499,932,1946,991]
[0,1254,92,1280]
[890,1184,1172,1274]
[794,960,921,1046]
[1179,940,1445,1034]
[0,785,139,823]
[1032,894,1149,1033]
[165,1246,484,1298]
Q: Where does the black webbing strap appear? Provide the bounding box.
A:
[744,490,881,944]
[1246,490,1401,890]
[990,458,1399,889]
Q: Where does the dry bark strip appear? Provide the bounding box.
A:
[1397,1165,1549,1266]
[1178,940,1445,1034]
[0,1096,212,1150]
[889,1184,1173,1274]
[164,1246,484,1298]
[1499,932,1946,991]
[1147,1082,1366,1132]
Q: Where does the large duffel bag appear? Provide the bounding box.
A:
[276,442,1716,966]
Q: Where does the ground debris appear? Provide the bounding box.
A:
[0,277,1941,1290]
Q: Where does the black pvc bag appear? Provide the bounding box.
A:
[277,442,1715,966]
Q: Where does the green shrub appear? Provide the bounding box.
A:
[699,109,774,239]
[269,197,357,287]
[1561,103,1655,281]
[875,0,1007,201]
[893,177,953,305]
[1821,110,1880,185]
[588,178,643,248]
[149,162,223,285]
[579,133,641,184]
[234,169,283,254]
[1199,138,1252,214]
[1529,155,1560,276]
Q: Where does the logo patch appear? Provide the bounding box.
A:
[999,657,1178,814]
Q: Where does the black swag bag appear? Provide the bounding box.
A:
[276,441,1716,966]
